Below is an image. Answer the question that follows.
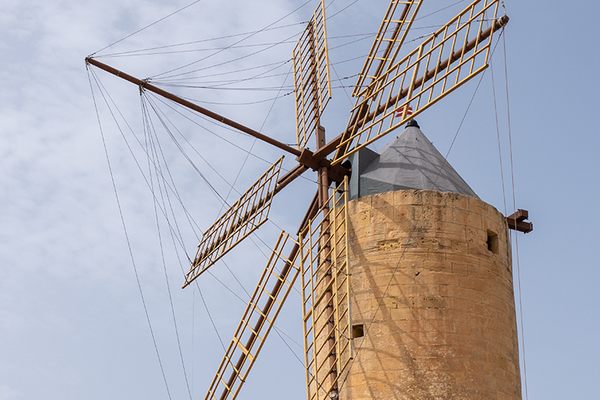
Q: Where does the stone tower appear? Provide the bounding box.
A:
[339,122,522,399]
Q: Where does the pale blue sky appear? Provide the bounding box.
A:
[1,1,598,399]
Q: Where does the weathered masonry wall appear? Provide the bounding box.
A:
[340,190,521,400]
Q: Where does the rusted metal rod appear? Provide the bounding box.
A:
[276,164,309,192]
[86,57,302,158]
[313,15,510,161]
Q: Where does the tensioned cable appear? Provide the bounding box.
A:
[151,0,366,81]
[502,28,529,400]
[92,77,232,326]
[147,94,316,194]
[490,62,508,215]
[152,29,381,83]
[142,95,319,308]
[182,92,294,106]
[216,63,292,215]
[145,92,274,162]
[99,39,300,59]
[143,92,247,198]
[152,29,302,81]
[155,54,365,84]
[91,69,205,241]
[87,67,173,400]
[91,59,195,250]
[148,27,430,89]
[191,290,196,391]
[152,82,362,92]
[156,59,291,83]
[143,102,204,240]
[144,89,309,283]
[93,68,205,262]
[95,32,377,59]
[91,0,204,56]
[96,21,308,58]
[158,72,357,91]
[445,71,487,158]
[142,91,244,354]
[331,63,353,104]
[415,0,469,21]
[146,92,318,185]
[145,93,243,361]
[445,30,504,158]
[91,69,253,355]
[143,77,309,361]
[327,0,362,20]
[142,102,193,400]
[143,92,302,258]
[98,20,441,61]
[144,92,284,261]
[144,87,268,351]
[91,67,192,264]
[142,93,200,240]
[156,60,293,89]
[144,92,231,206]
[151,0,314,79]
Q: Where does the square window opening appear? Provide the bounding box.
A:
[352,324,364,339]
[487,230,499,254]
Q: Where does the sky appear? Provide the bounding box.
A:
[1,0,599,399]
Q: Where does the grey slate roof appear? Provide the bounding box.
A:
[348,122,478,199]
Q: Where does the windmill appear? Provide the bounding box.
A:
[86,0,530,398]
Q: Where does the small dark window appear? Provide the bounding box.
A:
[352,324,364,339]
[487,230,499,254]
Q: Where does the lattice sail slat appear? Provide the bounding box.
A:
[184,157,284,287]
[334,0,504,164]
[293,0,331,149]
[205,231,300,400]
[353,0,423,98]
[299,178,351,400]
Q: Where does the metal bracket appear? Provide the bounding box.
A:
[297,149,350,184]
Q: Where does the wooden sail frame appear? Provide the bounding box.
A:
[333,0,504,164]
[299,177,352,400]
[293,0,332,150]
[352,0,423,98]
[184,156,284,287]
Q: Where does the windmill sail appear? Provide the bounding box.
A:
[184,157,284,287]
[334,0,505,164]
[293,0,331,149]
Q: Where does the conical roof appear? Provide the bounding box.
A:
[351,122,477,198]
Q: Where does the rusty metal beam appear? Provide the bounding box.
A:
[86,57,302,158]
[507,209,533,233]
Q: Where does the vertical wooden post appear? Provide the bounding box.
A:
[316,124,338,399]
